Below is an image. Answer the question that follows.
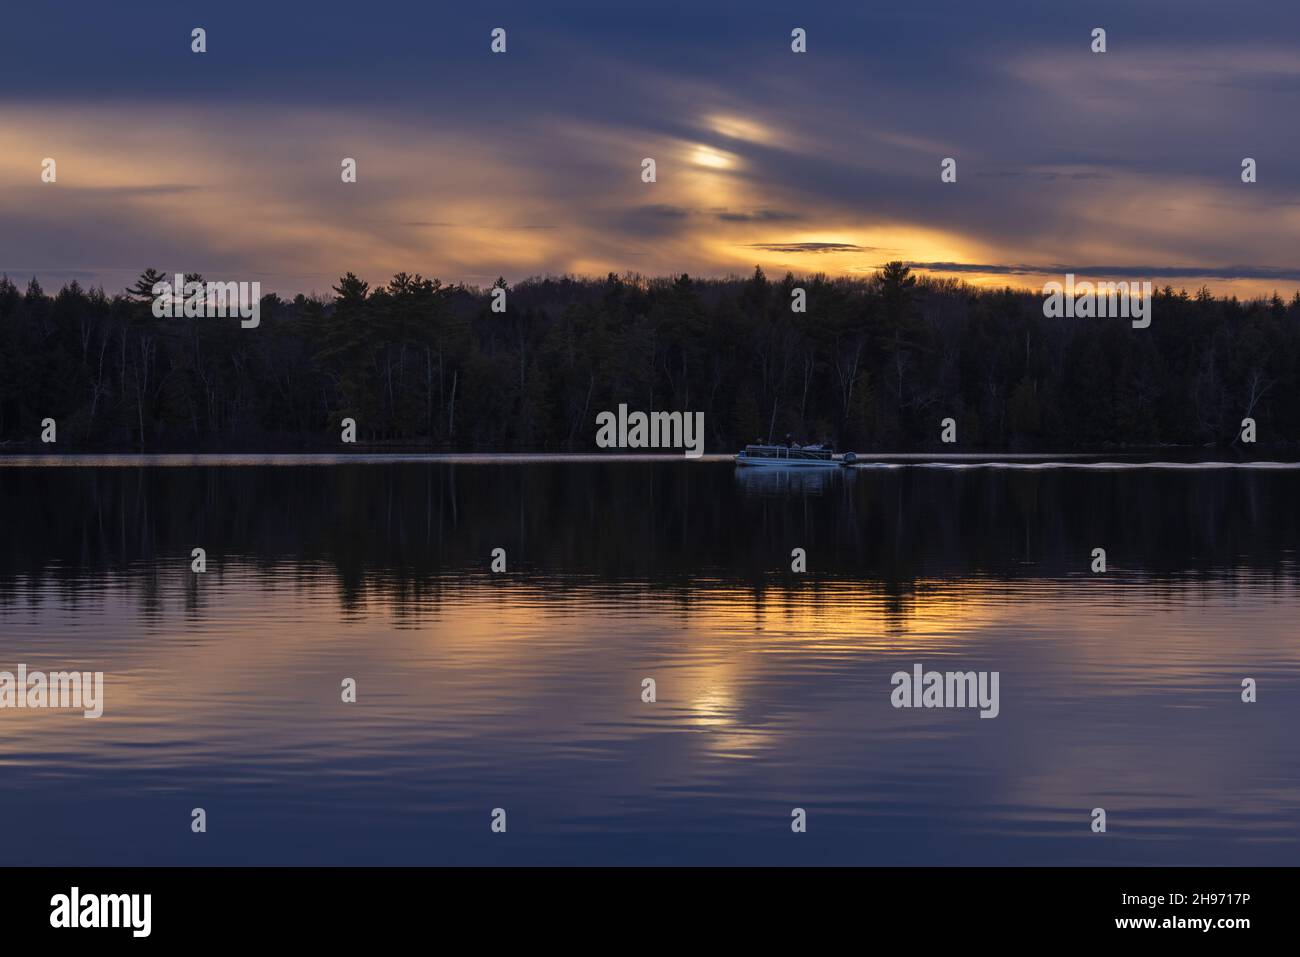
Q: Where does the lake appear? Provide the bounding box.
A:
[1,455,1298,865]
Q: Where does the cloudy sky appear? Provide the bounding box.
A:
[3,0,1299,297]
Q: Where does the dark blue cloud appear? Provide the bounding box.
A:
[909,262,1300,282]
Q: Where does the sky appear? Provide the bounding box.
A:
[2,0,1299,298]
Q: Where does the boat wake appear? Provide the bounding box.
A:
[844,460,1300,470]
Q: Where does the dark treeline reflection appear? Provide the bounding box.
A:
[1,462,1296,614]
[2,265,1299,452]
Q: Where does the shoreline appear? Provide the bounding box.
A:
[3,451,1300,468]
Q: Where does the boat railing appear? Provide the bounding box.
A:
[741,444,835,461]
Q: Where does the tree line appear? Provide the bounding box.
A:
[1,263,1297,452]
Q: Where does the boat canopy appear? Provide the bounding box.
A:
[739,444,836,462]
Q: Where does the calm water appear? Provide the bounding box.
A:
[1,456,1298,865]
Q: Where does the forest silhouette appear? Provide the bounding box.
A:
[1,263,1296,452]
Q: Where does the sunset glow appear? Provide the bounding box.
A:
[2,3,1298,298]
